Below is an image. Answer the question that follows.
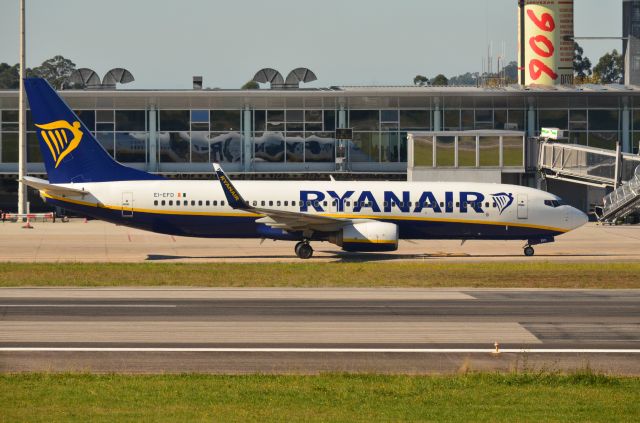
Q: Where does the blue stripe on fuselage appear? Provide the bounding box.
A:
[45,197,562,241]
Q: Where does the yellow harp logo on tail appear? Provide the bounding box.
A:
[35,120,83,168]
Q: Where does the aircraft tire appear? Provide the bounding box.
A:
[294,241,304,257]
[524,246,535,257]
[297,243,313,260]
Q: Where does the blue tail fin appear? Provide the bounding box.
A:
[24,78,162,183]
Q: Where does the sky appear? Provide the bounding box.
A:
[0,0,625,89]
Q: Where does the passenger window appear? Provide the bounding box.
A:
[191,201,196,206]
[198,200,202,206]
[161,200,166,206]
[284,201,288,206]
[213,200,218,206]
[485,202,489,208]
[176,200,181,206]
[332,200,337,206]
[323,201,328,207]
[269,201,274,206]
[440,202,444,207]
[277,201,281,206]
[221,201,225,206]
[253,201,257,206]
[346,201,351,207]
[206,201,210,206]
[261,201,266,206]
[154,200,158,206]
[456,202,460,207]
[169,200,173,206]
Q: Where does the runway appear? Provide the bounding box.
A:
[1,288,639,374]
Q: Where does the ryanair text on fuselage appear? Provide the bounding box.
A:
[299,190,514,214]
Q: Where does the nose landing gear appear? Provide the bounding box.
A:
[294,241,314,259]
[522,237,555,257]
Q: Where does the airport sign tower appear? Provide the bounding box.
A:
[518,0,574,86]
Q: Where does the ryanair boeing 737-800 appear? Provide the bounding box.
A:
[21,78,587,259]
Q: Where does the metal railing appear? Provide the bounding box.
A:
[599,165,640,223]
[1,212,56,222]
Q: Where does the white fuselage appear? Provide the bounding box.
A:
[43,179,588,241]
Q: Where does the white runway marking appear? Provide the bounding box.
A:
[0,304,176,308]
[0,347,639,354]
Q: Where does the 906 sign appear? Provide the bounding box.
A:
[519,0,574,86]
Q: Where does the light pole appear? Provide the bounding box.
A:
[17,0,26,216]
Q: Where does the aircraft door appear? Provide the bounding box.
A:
[122,192,133,218]
[517,194,528,219]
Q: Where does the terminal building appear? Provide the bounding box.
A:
[0,81,638,213]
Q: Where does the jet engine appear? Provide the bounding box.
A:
[329,221,399,252]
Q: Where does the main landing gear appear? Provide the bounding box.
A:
[294,241,314,259]
[523,245,535,257]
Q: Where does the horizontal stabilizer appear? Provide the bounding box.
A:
[21,176,90,197]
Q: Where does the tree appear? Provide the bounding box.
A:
[241,80,259,90]
[573,42,592,79]
[431,74,448,86]
[413,75,429,86]
[593,49,624,84]
[449,72,479,86]
[29,55,77,89]
[502,61,518,83]
[0,63,20,89]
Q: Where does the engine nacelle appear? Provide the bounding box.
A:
[330,221,399,252]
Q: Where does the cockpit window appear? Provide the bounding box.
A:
[544,199,566,208]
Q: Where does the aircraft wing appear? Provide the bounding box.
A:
[213,163,348,233]
[21,176,90,197]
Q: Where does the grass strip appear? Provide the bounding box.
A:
[0,262,639,288]
[0,372,638,422]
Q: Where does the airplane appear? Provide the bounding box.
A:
[21,78,588,259]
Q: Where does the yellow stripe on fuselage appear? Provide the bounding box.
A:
[41,192,569,234]
[343,238,398,244]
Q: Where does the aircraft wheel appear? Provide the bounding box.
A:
[524,246,535,257]
[294,241,304,257]
[296,242,313,260]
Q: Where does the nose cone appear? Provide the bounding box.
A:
[568,207,588,230]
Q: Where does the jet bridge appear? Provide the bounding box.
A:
[538,140,640,223]
[538,141,640,188]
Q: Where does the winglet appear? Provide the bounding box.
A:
[213,163,250,210]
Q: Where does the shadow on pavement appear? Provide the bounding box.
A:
[146,252,618,263]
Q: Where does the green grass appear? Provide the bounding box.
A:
[0,262,639,288]
[0,373,637,422]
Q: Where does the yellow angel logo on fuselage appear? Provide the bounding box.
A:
[35,120,83,168]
